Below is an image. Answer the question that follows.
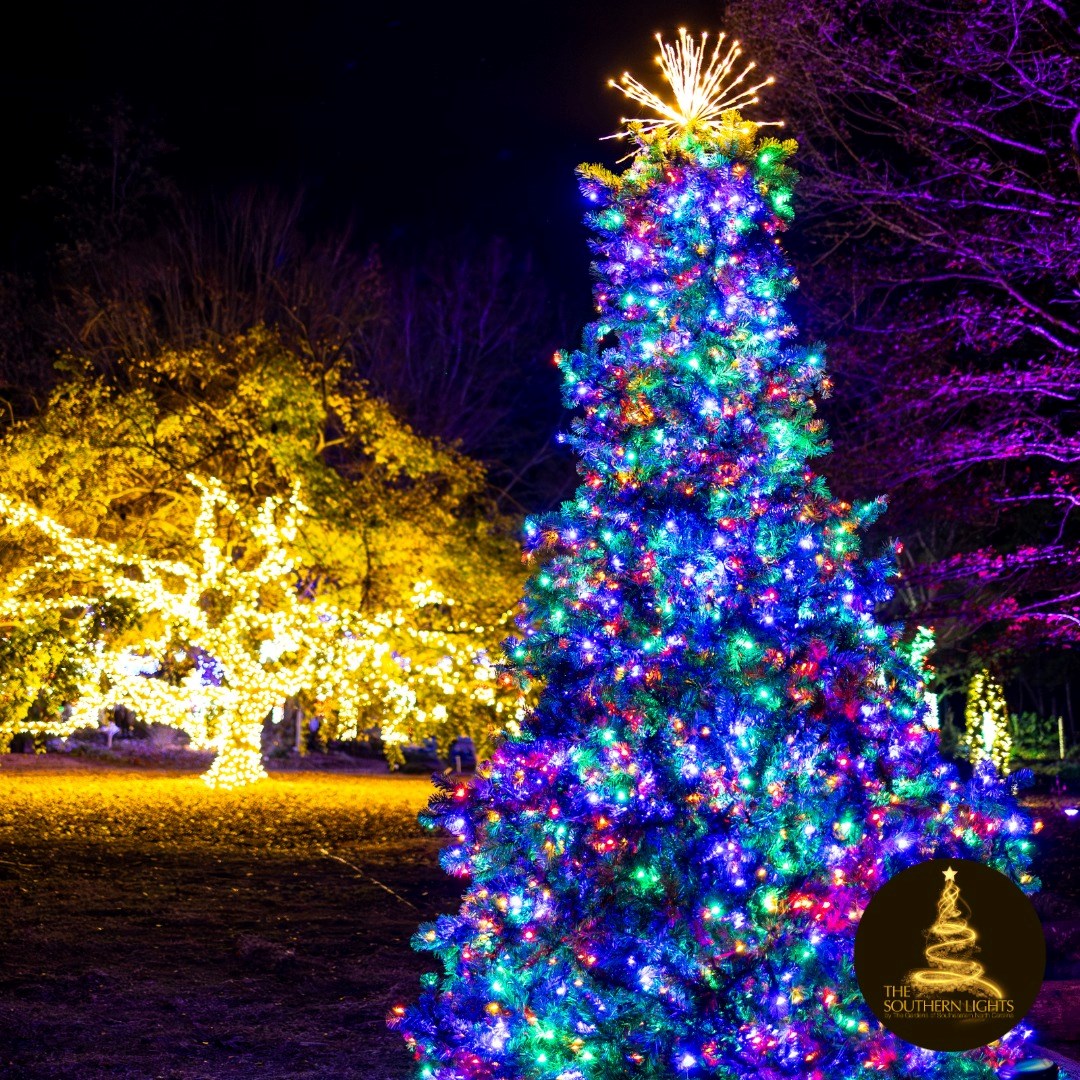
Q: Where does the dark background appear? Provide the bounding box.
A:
[0,1,736,310]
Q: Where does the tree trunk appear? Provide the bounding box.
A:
[201,714,267,789]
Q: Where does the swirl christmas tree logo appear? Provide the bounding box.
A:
[908,866,1004,999]
[855,859,1045,1051]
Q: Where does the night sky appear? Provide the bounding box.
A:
[2,0,731,300]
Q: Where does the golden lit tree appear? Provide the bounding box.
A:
[0,477,521,787]
[964,669,1011,776]
[0,327,525,777]
[0,327,519,622]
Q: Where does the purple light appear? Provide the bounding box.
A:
[1063,807,1078,818]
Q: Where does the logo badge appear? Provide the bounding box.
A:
[854,858,1045,1051]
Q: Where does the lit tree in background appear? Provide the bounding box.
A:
[396,31,1036,1080]
[0,326,526,779]
[964,671,1012,778]
[0,477,519,787]
[0,327,521,661]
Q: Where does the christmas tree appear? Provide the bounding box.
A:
[908,866,1002,999]
[395,30,1037,1079]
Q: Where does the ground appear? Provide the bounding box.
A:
[0,755,1077,1079]
[0,756,456,1079]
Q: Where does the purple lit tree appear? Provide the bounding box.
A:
[394,31,1037,1079]
[728,0,1080,672]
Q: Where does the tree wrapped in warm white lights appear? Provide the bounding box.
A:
[305,577,522,768]
[0,477,519,786]
[964,669,1011,776]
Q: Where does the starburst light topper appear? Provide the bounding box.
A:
[609,27,782,144]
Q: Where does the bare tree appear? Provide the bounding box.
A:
[46,100,178,264]
[0,273,51,412]
[7,105,569,513]
[55,188,383,378]
[729,0,1080,672]
[359,236,569,509]
[10,104,383,395]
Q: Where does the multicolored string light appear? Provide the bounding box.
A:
[906,626,941,731]
[394,32,1037,1079]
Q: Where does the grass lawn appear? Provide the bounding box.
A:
[0,755,1077,1078]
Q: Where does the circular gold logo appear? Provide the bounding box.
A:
[854,858,1045,1051]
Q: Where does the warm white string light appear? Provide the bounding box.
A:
[609,28,781,143]
[964,669,1011,777]
[0,477,522,788]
